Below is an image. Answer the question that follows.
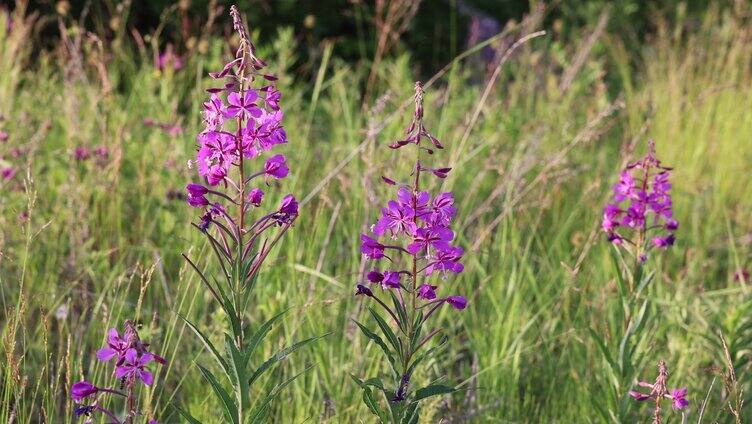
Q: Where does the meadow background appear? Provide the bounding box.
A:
[1,0,751,422]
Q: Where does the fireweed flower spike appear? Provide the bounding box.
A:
[352,82,467,422]
[178,6,324,423]
[602,140,677,264]
[629,360,688,423]
[592,141,681,421]
[70,321,164,424]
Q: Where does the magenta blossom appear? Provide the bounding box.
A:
[630,360,688,421]
[360,234,386,260]
[418,284,437,300]
[1,166,16,181]
[225,90,262,120]
[353,82,469,414]
[264,154,289,179]
[71,381,99,401]
[96,328,130,363]
[446,295,467,310]
[115,348,155,386]
[186,183,210,207]
[248,188,264,206]
[602,141,677,261]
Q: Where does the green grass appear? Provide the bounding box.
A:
[1,4,751,423]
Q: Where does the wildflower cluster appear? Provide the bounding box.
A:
[602,140,677,262]
[630,360,688,423]
[73,145,109,165]
[155,43,183,72]
[353,82,466,422]
[177,6,319,423]
[184,5,297,262]
[71,321,164,424]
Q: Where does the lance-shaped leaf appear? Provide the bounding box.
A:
[351,374,388,423]
[369,308,401,357]
[224,334,249,413]
[196,362,239,424]
[354,320,398,377]
[243,309,289,362]
[413,384,455,402]
[249,363,315,423]
[179,314,231,381]
[248,333,329,386]
[171,401,203,424]
[407,335,448,376]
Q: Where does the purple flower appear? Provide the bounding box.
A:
[629,390,652,401]
[186,183,209,207]
[365,270,400,289]
[248,188,264,206]
[425,246,464,275]
[446,295,467,310]
[94,146,109,160]
[602,141,677,260]
[202,94,225,130]
[430,192,456,225]
[115,348,154,386]
[398,187,430,218]
[361,234,385,260]
[74,146,90,161]
[670,387,688,410]
[373,200,416,237]
[1,166,16,181]
[225,90,262,120]
[418,284,437,300]
[264,154,289,179]
[96,328,129,363]
[367,271,384,283]
[273,194,298,224]
[198,210,213,232]
[381,271,401,289]
[264,87,281,110]
[0,130,8,142]
[73,404,96,418]
[157,44,183,71]
[71,381,99,401]
[355,284,374,297]
[407,226,454,256]
[652,234,675,249]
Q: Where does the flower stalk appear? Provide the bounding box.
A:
[353,82,467,422]
[178,6,323,423]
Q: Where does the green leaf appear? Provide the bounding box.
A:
[369,308,401,357]
[171,401,203,424]
[402,402,420,424]
[351,374,388,423]
[407,335,448,376]
[587,327,617,374]
[249,363,315,424]
[413,384,455,402]
[248,333,329,386]
[179,314,231,380]
[196,362,239,424]
[224,334,249,413]
[355,320,398,376]
[244,309,289,361]
[389,291,408,332]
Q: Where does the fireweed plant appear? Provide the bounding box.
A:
[629,360,688,423]
[352,82,467,423]
[178,6,323,423]
[70,321,164,424]
[590,141,681,421]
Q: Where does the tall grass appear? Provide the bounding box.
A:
[1,3,750,423]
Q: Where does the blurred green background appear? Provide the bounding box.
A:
[1,0,751,423]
